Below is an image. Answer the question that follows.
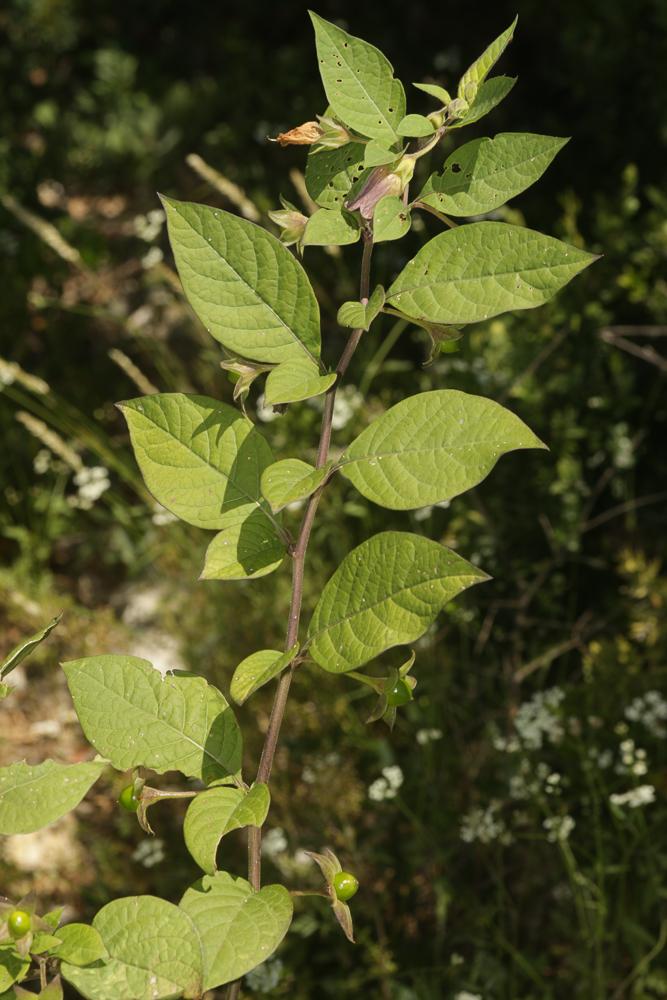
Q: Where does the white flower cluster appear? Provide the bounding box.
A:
[33,448,52,474]
[152,503,178,526]
[625,690,667,739]
[132,837,165,868]
[261,827,288,859]
[513,687,565,750]
[134,209,165,242]
[610,784,656,809]
[615,738,648,777]
[69,466,111,509]
[543,815,575,842]
[455,993,483,1000]
[331,385,363,430]
[509,760,563,801]
[368,765,404,802]
[416,727,443,745]
[460,801,512,845]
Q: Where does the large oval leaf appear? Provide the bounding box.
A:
[118,393,274,530]
[310,13,406,144]
[61,896,203,1000]
[0,759,106,835]
[179,873,292,991]
[419,133,568,217]
[387,222,598,326]
[184,784,270,875]
[307,531,488,671]
[341,389,546,509]
[162,197,320,364]
[63,656,241,784]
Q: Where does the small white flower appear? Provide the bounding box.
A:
[543,815,575,842]
[382,765,404,790]
[152,504,178,526]
[455,991,483,1000]
[416,727,443,746]
[610,784,656,809]
[261,827,288,858]
[33,448,51,474]
[256,394,279,423]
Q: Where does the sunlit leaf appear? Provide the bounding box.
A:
[0,759,106,835]
[184,784,270,874]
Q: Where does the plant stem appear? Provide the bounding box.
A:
[226,229,374,1000]
[246,230,374,888]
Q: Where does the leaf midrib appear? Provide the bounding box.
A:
[171,201,317,364]
[321,23,399,140]
[308,567,483,648]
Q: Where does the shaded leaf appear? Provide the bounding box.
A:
[372,196,411,243]
[450,75,517,129]
[305,141,367,211]
[229,643,299,706]
[337,285,385,330]
[397,113,435,137]
[184,784,270,875]
[0,614,61,680]
[264,358,337,406]
[119,393,274,530]
[200,507,285,581]
[302,208,360,247]
[364,141,402,168]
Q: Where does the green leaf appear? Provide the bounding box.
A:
[341,389,546,509]
[53,925,107,967]
[261,459,331,513]
[302,207,360,247]
[41,908,64,931]
[412,81,452,105]
[29,933,62,956]
[307,531,488,672]
[450,75,516,129]
[0,759,106,835]
[386,222,598,326]
[0,614,61,680]
[419,133,568,217]
[364,141,402,168]
[229,643,299,706]
[183,784,270,875]
[397,113,435,137]
[373,196,411,243]
[62,656,241,784]
[179,873,292,991]
[305,141,367,211]
[118,393,274,530]
[264,358,337,406]
[161,196,320,364]
[337,284,385,330]
[458,16,518,103]
[200,507,285,581]
[61,896,203,1000]
[310,12,406,144]
[0,951,29,993]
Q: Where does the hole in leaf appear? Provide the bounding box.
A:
[452,163,462,173]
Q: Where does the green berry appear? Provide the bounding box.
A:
[386,677,412,707]
[119,785,140,812]
[332,871,359,902]
[7,909,31,939]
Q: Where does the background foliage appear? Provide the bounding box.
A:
[1,1,666,997]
